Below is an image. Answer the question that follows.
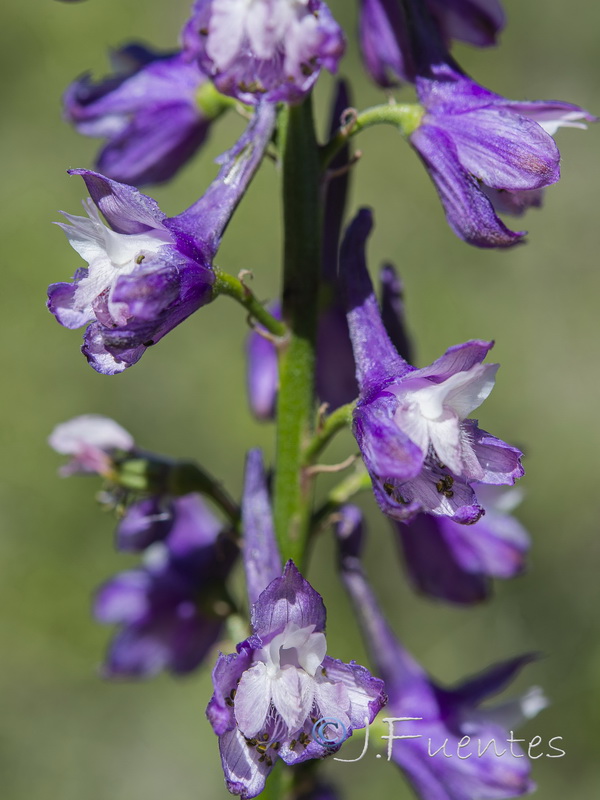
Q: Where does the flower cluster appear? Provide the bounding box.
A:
[47,1,592,798]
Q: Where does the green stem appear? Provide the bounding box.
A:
[273,97,321,567]
[320,102,424,169]
[214,269,288,338]
[302,402,354,466]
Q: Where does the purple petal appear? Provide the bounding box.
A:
[96,102,210,187]
[435,106,560,190]
[208,646,255,736]
[116,497,175,552]
[320,656,386,729]
[218,727,273,799]
[467,423,524,484]
[95,570,152,625]
[415,340,494,381]
[68,169,166,234]
[410,125,524,247]
[251,561,326,640]
[242,450,282,606]
[47,271,95,329]
[354,397,425,481]
[342,209,411,395]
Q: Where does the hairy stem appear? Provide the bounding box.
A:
[273,97,321,566]
[214,268,288,338]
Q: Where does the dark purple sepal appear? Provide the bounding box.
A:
[337,530,543,800]
[95,494,237,678]
[242,450,282,606]
[342,209,412,397]
[68,168,166,233]
[410,125,525,248]
[64,46,213,187]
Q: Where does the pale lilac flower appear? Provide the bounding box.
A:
[48,102,276,373]
[49,414,134,476]
[95,493,237,677]
[64,44,217,186]
[183,0,345,104]
[342,209,523,523]
[207,450,386,798]
[336,507,547,800]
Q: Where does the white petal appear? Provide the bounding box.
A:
[271,667,315,733]
[49,414,133,454]
[235,662,272,738]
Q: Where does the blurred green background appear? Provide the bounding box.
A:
[1,1,599,798]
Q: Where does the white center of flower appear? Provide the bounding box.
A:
[207,0,311,70]
[60,199,173,324]
[234,621,330,738]
[392,363,498,473]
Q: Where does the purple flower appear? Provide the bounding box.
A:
[396,486,531,604]
[183,0,345,105]
[48,102,276,373]
[207,450,386,798]
[342,208,523,523]
[410,64,595,247]
[64,44,218,187]
[49,414,134,476]
[95,493,237,677]
[336,508,548,800]
[359,0,505,87]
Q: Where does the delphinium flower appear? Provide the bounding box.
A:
[182,0,346,105]
[47,102,276,373]
[396,485,531,604]
[359,0,505,87]
[410,62,595,247]
[341,208,523,523]
[207,450,386,798]
[356,0,594,247]
[336,506,548,800]
[49,415,234,553]
[95,492,238,677]
[64,44,224,187]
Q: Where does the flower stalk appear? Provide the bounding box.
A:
[273,97,322,566]
[320,102,424,168]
